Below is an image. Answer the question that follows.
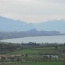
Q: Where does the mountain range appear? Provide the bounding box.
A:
[0,16,65,33]
[0,29,61,40]
[0,16,65,39]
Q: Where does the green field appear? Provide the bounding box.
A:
[0,61,62,65]
[6,47,60,55]
[0,43,65,65]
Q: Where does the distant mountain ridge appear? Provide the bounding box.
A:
[0,16,34,32]
[33,20,65,33]
[0,16,65,33]
[0,16,65,40]
[0,29,61,40]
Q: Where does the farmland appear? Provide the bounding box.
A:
[0,61,62,65]
[0,42,65,65]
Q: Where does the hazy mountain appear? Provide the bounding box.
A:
[0,16,65,33]
[33,20,65,33]
[0,16,64,40]
[0,16,34,32]
[0,29,61,40]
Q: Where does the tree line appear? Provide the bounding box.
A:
[0,42,65,54]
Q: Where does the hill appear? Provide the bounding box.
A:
[0,16,34,32]
[0,16,65,33]
[33,20,65,33]
[0,29,61,40]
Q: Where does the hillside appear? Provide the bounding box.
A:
[33,20,65,33]
[0,16,65,33]
[0,16,34,32]
[0,29,61,40]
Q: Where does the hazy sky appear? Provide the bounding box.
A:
[0,0,65,23]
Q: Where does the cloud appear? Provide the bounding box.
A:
[0,0,65,23]
[37,0,65,3]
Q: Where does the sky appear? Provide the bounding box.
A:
[0,0,65,23]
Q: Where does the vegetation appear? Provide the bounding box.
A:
[0,42,65,65]
[0,61,62,65]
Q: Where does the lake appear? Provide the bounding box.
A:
[0,35,65,44]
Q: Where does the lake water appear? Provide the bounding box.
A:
[0,35,65,44]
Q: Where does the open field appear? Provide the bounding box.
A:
[0,61,62,65]
[0,42,65,65]
[6,47,61,55]
[6,48,54,55]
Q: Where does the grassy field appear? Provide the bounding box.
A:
[0,61,62,65]
[6,47,60,55]
[0,46,65,65]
